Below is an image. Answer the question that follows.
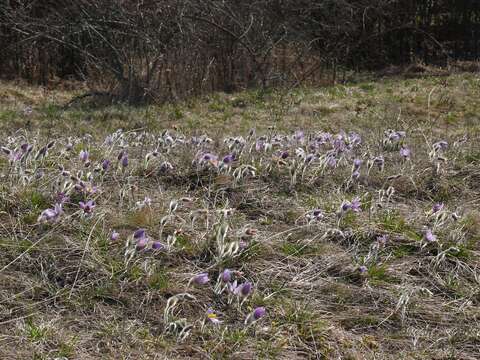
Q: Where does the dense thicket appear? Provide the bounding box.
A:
[1,0,478,102]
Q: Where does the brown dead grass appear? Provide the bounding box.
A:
[1,72,480,359]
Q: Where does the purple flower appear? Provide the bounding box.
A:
[79,200,95,214]
[136,237,148,251]
[294,130,305,143]
[104,135,114,146]
[433,141,448,151]
[134,229,146,240]
[121,154,129,167]
[348,132,362,146]
[358,265,368,273]
[305,153,316,164]
[400,146,411,159]
[425,229,437,242]
[2,147,23,163]
[327,156,337,168]
[333,136,346,152]
[373,156,385,170]
[54,203,65,215]
[351,170,360,180]
[79,150,89,162]
[111,231,120,241]
[388,132,400,142]
[56,192,70,204]
[315,132,332,145]
[193,272,210,285]
[280,151,289,160]
[159,161,173,172]
[238,282,253,297]
[199,153,218,166]
[253,307,266,320]
[239,240,248,250]
[38,203,63,223]
[221,269,232,283]
[341,202,351,212]
[350,197,362,212]
[353,159,363,171]
[377,234,388,245]
[152,241,164,250]
[222,154,235,165]
[117,150,125,161]
[432,203,444,213]
[311,209,324,220]
[341,197,361,213]
[102,159,111,171]
[255,140,265,152]
[206,308,222,324]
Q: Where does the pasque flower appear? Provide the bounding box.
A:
[425,229,437,242]
[353,159,363,171]
[134,228,146,239]
[358,265,368,273]
[102,159,111,171]
[279,150,289,159]
[151,241,164,250]
[222,154,235,165]
[341,197,361,213]
[136,236,148,251]
[193,272,210,285]
[245,306,266,324]
[110,231,120,241]
[230,281,253,297]
[132,228,149,250]
[79,200,95,214]
[432,203,444,213]
[433,140,448,152]
[206,308,222,324]
[400,146,411,159]
[253,307,266,320]
[307,209,324,222]
[221,269,232,283]
[240,281,253,296]
[377,234,388,245]
[121,154,129,167]
[38,203,63,223]
[79,150,89,162]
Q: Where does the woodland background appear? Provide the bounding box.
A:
[1,0,479,103]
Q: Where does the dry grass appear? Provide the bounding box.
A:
[1,72,480,359]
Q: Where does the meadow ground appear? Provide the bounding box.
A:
[0,72,480,359]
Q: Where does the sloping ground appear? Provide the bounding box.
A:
[0,73,480,359]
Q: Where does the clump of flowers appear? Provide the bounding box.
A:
[341,197,362,213]
[306,209,324,223]
[383,129,406,150]
[133,228,149,250]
